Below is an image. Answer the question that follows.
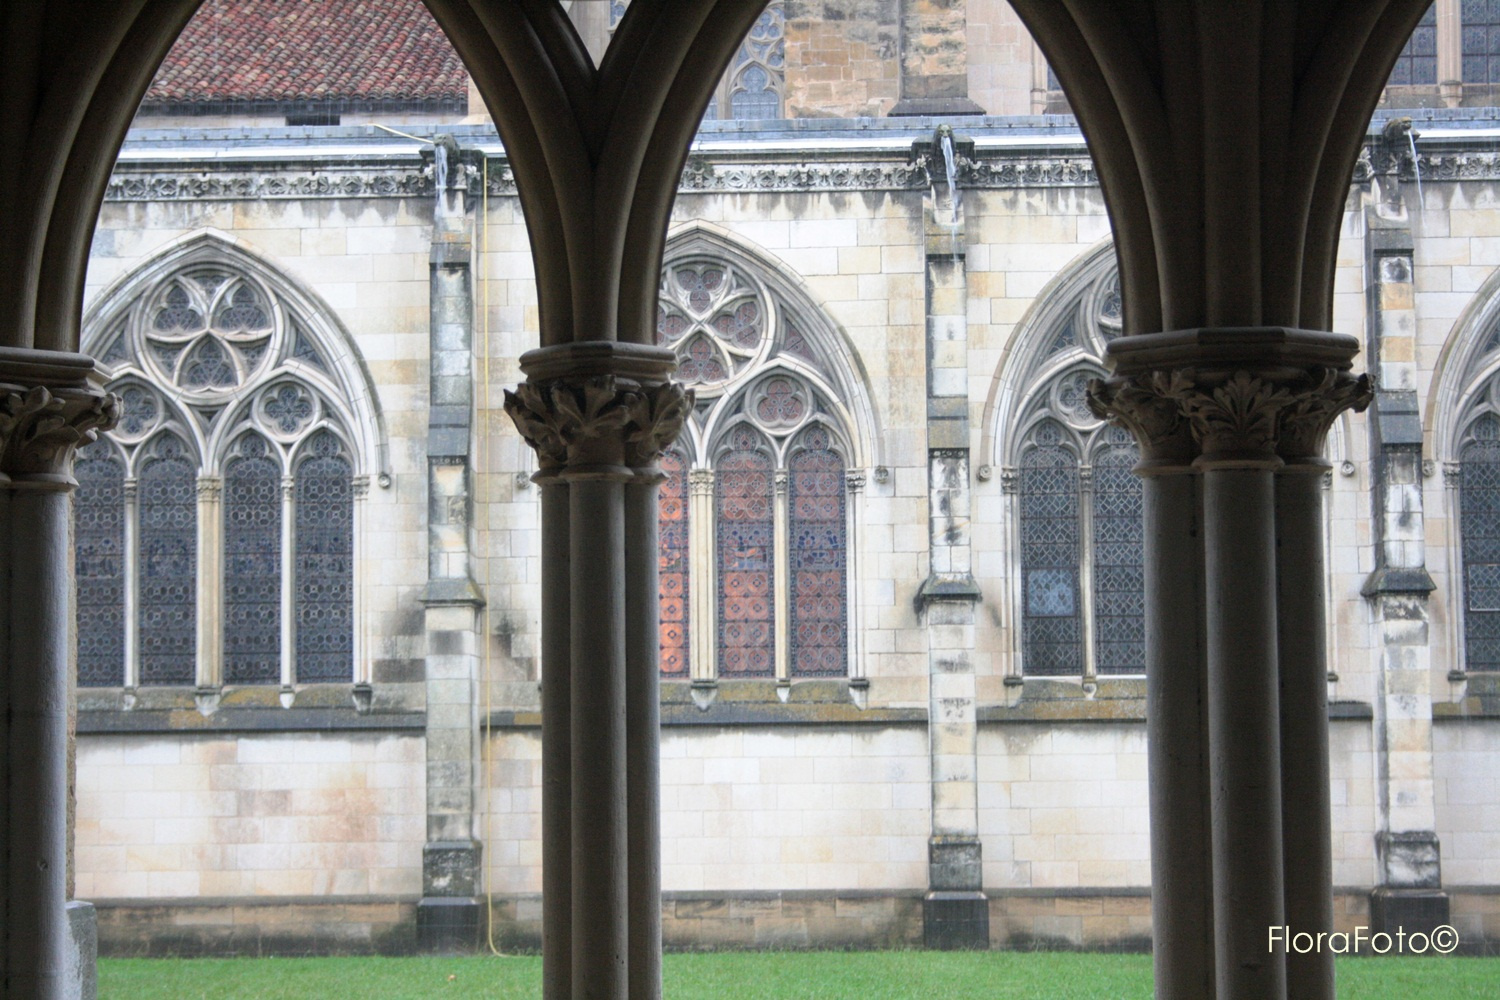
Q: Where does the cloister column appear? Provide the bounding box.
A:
[1009,3,1433,998]
[0,349,118,999]
[422,3,769,996]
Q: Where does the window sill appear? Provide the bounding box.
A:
[76,683,424,734]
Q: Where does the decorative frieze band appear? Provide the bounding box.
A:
[1086,366,1372,468]
[108,149,1105,203]
[503,375,693,474]
[1355,143,1500,184]
[0,384,120,486]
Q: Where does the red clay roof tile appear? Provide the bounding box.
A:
[144,0,467,106]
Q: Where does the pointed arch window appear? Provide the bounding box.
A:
[653,232,871,683]
[994,249,1144,679]
[73,241,377,690]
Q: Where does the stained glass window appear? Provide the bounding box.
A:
[138,435,198,685]
[75,441,126,687]
[1462,430,1500,669]
[224,435,282,684]
[1390,5,1438,86]
[1091,435,1145,674]
[727,3,784,119]
[788,427,846,676]
[659,448,690,676]
[1020,423,1083,675]
[1464,0,1500,84]
[717,427,775,676]
[295,433,353,683]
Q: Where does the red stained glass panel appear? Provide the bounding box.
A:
[659,447,690,675]
[717,427,775,676]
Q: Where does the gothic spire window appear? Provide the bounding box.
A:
[991,245,1144,679]
[654,228,873,683]
[74,236,380,690]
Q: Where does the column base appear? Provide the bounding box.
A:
[423,840,481,897]
[1369,888,1450,938]
[417,897,485,954]
[65,901,98,1000]
[923,891,990,950]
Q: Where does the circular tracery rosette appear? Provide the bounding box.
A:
[655,260,773,393]
[136,268,280,401]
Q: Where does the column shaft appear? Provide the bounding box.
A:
[4,488,72,999]
[1203,468,1286,1000]
[1275,470,1334,1000]
[624,482,662,1000]
[1143,473,1215,1000]
[569,478,629,1000]
[540,481,573,1000]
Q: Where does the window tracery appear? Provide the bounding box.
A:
[654,231,870,683]
[74,241,374,690]
[993,247,1145,679]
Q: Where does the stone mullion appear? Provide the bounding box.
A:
[1000,469,1022,686]
[1077,465,1098,683]
[351,476,370,687]
[1437,0,1461,102]
[280,475,296,689]
[1444,463,1466,681]
[195,476,223,690]
[845,472,866,683]
[688,470,716,683]
[122,478,140,690]
[773,469,790,683]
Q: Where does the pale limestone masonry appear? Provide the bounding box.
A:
[70,115,1500,953]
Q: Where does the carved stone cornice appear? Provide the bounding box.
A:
[503,375,694,476]
[0,384,120,487]
[106,166,438,202]
[1088,366,1372,469]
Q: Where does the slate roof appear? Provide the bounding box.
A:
[144,0,467,107]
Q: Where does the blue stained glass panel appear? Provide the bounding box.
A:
[295,433,352,682]
[224,437,281,684]
[138,436,197,685]
[1462,439,1500,669]
[789,427,846,677]
[75,442,126,687]
[1020,427,1082,675]
[1091,446,1145,674]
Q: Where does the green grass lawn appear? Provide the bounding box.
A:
[98,952,1500,999]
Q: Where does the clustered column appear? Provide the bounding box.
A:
[1090,331,1373,1000]
[505,342,691,1000]
[0,349,119,1000]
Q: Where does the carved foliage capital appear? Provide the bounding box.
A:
[1087,366,1372,467]
[503,375,694,472]
[0,384,120,485]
